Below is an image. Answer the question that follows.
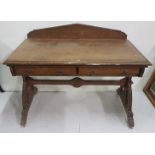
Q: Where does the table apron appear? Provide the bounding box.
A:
[9,65,144,77]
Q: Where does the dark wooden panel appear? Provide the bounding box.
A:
[79,66,140,76]
[12,65,141,76]
[28,24,127,39]
[14,66,77,76]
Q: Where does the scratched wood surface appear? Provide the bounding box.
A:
[4,24,151,66]
[5,39,150,66]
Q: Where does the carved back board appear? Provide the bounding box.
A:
[28,23,127,40]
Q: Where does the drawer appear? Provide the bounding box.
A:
[14,66,76,76]
[78,66,139,76]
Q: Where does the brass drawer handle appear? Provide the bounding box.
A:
[89,70,96,76]
[27,68,33,74]
[56,70,64,75]
[121,71,127,75]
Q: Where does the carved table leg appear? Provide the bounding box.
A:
[21,77,38,127]
[117,77,134,128]
[0,85,4,92]
[126,77,134,128]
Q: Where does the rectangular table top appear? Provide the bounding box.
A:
[4,39,151,66]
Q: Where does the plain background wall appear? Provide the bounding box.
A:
[0,21,154,92]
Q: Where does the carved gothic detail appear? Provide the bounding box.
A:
[20,76,135,127]
[70,77,85,88]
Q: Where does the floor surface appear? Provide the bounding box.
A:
[0,91,155,133]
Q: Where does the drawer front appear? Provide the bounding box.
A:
[14,66,76,76]
[79,66,139,76]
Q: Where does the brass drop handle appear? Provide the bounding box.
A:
[89,70,96,76]
[57,70,64,75]
[121,71,127,75]
[27,68,33,74]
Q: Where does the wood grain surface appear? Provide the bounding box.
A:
[27,23,127,39]
[4,39,151,66]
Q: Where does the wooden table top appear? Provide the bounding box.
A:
[5,38,151,66]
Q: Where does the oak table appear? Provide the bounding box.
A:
[4,24,151,128]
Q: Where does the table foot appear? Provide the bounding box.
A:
[21,110,28,127]
[127,111,134,128]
